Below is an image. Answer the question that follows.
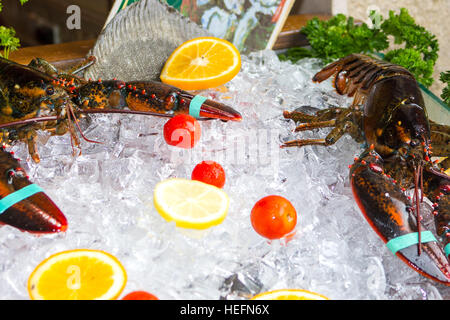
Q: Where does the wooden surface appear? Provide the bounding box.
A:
[9,39,96,69]
[273,14,330,50]
[9,14,330,65]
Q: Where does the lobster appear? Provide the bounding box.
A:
[0,56,241,234]
[282,54,450,286]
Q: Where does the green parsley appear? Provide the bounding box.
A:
[380,8,438,87]
[297,13,388,63]
[0,0,29,59]
[440,71,450,107]
[280,8,439,88]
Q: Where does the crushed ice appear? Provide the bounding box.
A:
[0,50,448,300]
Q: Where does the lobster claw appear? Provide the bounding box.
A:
[350,149,450,285]
[0,150,67,234]
[75,80,242,121]
[179,94,243,121]
[124,81,242,121]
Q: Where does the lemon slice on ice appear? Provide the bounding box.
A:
[153,178,229,229]
[251,289,329,300]
[28,249,127,300]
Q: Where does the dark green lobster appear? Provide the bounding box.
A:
[0,56,241,234]
[283,54,450,286]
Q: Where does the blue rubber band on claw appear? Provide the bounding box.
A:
[0,184,43,215]
[189,95,207,118]
[445,243,450,257]
[386,231,436,255]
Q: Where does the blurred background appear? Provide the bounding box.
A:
[0,0,448,96]
[0,0,112,45]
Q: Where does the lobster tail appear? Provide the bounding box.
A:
[312,61,341,83]
[0,149,67,234]
[312,54,413,99]
[350,150,450,285]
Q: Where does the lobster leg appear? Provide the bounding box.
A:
[28,58,59,77]
[283,107,347,124]
[281,138,329,148]
[28,56,95,79]
[0,87,41,162]
[65,56,96,75]
[281,106,363,148]
[429,127,450,159]
[350,149,450,285]
[293,119,336,132]
[435,186,449,259]
[430,120,450,135]
[422,160,450,262]
[0,148,67,233]
[281,124,352,148]
[25,131,40,163]
[0,87,10,118]
[56,56,96,86]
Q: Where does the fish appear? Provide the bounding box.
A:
[84,0,211,82]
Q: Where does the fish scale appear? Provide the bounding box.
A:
[84,0,211,82]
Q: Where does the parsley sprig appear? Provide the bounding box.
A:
[440,71,450,107]
[280,13,388,63]
[279,8,439,88]
[381,8,438,87]
[0,0,29,59]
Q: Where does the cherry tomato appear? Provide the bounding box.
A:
[163,114,201,149]
[250,195,297,240]
[191,161,226,188]
[122,291,159,300]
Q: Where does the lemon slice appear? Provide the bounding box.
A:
[153,178,229,229]
[160,37,241,90]
[28,249,127,300]
[251,289,329,300]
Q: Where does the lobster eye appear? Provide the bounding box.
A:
[410,139,419,147]
[46,87,55,95]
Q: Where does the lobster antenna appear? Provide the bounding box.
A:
[79,108,172,118]
[78,108,213,121]
[414,164,422,256]
[65,104,81,154]
[70,56,96,75]
[0,116,60,129]
[420,133,428,203]
[68,105,102,144]
[420,164,424,203]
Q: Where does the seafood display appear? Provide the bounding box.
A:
[283,54,450,286]
[1,48,449,300]
[0,56,241,233]
[0,0,449,300]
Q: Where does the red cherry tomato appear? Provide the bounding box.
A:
[250,195,297,240]
[163,114,201,149]
[122,291,159,300]
[191,161,226,188]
